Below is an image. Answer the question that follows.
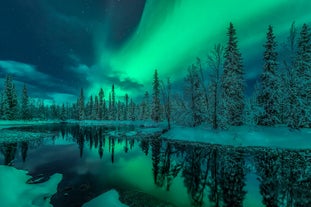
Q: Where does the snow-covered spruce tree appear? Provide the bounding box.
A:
[108,92,112,120]
[124,93,129,120]
[0,92,4,118]
[50,101,59,119]
[220,23,245,127]
[78,88,85,120]
[20,83,30,120]
[151,69,161,122]
[295,23,311,127]
[2,75,18,120]
[111,84,116,120]
[60,103,66,121]
[279,22,297,125]
[88,95,93,119]
[117,100,122,120]
[93,95,99,120]
[207,44,224,129]
[98,88,104,120]
[129,98,136,121]
[184,64,205,127]
[257,25,280,126]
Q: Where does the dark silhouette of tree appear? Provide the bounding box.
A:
[156,142,182,191]
[1,143,17,165]
[151,69,161,122]
[21,141,29,163]
[151,137,161,184]
[140,139,150,156]
[111,137,115,163]
[207,146,221,207]
[220,149,246,207]
[255,150,280,207]
[182,146,209,207]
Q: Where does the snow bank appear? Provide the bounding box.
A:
[162,125,311,149]
[0,120,59,130]
[82,189,128,207]
[0,165,62,207]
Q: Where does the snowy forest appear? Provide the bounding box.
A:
[1,22,311,130]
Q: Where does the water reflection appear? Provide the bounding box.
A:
[0,124,310,207]
[1,142,17,165]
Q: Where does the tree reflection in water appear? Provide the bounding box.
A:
[0,124,310,207]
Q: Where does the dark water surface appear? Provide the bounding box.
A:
[0,124,310,207]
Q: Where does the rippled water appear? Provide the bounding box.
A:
[0,124,310,207]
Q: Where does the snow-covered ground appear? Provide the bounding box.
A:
[0,165,62,207]
[161,125,311,149]
[0,120,60,130]
[1,120,311,149]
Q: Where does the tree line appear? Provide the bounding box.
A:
[163,22,311,129]
[1,22,310,129]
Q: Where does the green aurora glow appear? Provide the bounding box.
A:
[92,0,311,98]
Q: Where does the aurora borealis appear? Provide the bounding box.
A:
[1,0,311,103]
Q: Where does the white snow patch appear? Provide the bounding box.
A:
[0,120,60,129]
[0,165,62,207]
[162,125,311,149]
[82,189,128,207]
[125,131,137,137]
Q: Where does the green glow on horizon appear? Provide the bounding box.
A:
[93,0,311,98]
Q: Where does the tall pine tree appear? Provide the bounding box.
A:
[295,23,311,127]
[185,64,205,127]
[98,88,104,120]
[2,75,18,120]
[78,88,85,120]
[21,83,30,120]
[257,25,280,126]
[151,69,160,122]
[221,23,245,127]
[111,84,116,120]
[207,44,224,129]
[124,93,129,120]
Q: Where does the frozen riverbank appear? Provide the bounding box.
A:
[1,120,311,149]
[161,125,311,149]
[0,120,60,130]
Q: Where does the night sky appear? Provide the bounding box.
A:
[0,0,311,104]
